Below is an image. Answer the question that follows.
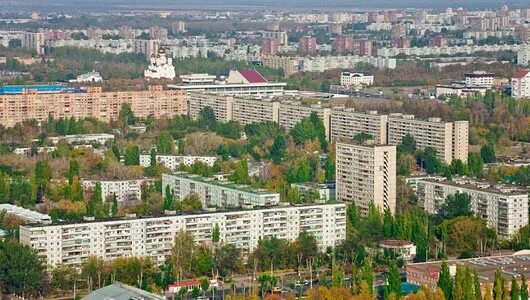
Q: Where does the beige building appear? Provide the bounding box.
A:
[0,86,187,127]
[232,98,280,125]
[133,39,160,59]
[188,92,233,122]
[336,141,396,215]
[279,102,331,140]
[331,108,388,144]
[22,32,45,55]
[387,114,468,164]
[260,55,300,77]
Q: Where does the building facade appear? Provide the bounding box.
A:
[512,70,530,99]
[19,203,347,267]
[139,155,217,170]
[278,103,331,140]
[162,172,281,209]
[0,86,187,127]
[416,177,529,238]
[336,142,396,216]
[331,108,388,144]
[81,179,149,202]
[22,32,45,55]
[340,72,374,87]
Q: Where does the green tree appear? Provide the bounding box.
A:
[353,132,373,144]
[269,134,286,164]
[0,241,47,298]
[111,144,121,160]
[192,246,213,276]
[397,134,416,154]
[149,148,157,167]
[228,159,250,184]
[212,223,221,244]
[473,269,482,300]
[69,176,84,202]
[385,261,401,299]
[521,274,529,300]
[124,145,140,166]
[163,185,174,211]
[331,261,345,287]
[438,261,453,300]
[67,160,80,183]
[360,257,374,295]
[493,269,504,300]
[157,131,174,154]
[480,144,496,163]
[172,230,196,281]
[199,106,217,130]
[468,152,484,177]
[51,265,79,293]
[200,277,210,297]
[417,147,442,174]
[35,160,52,187]
[118,103,136,126]
[510,276,519,300]
[441,192,472,219]
[0,173,11,204]
[214,244,242,278]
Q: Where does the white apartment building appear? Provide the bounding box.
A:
[22,32,45,55]
[377,44,519,58]
[465,71,495,88]
[232,98,280,126]
[336,142,396,216]
[162,172,280,208]
[278,103,331,140]
[340,72,374,87]
[518,44,530,66]
[416,177,529,237]
[512,70,530,99]
[48,133,115,145]
[331,108,388,144]
[133,39,160,59]
[387,114,468,164]
[19,203,346,267]
[81,179,149,202]
[299,55,396,72]
[139,155,217,170]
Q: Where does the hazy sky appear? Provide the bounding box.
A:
[0,0,527,11]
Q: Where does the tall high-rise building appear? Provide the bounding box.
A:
[329,22,343,35]
[511,69,530,99]
[333,35,354,54]
[149,26,168,40]
[133,39,160,60]
[336,141,396,216]
[260,38,281,56]
[86,27,103,40]
[518,44,530,67]
[171,21,187,34]
[22,32,45,55]
[119,26,135,39]
[353,39,373,56]
[299,36,317,55]
[430,35,448,47]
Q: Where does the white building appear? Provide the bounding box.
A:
[291,182,336,202]
[435,84,488,97]
[13,146,56,156]
[512,69,530,99]
[70,71,103,83]
[19,203,347,267]
[81,179,149,202]
[331,108,388,144]
[48,133,115,145]
[464,71,495,88]
[335,141,396,216]
[179,73,216,85]
[162,172,280,208]
[517,44,530,66]
[0,204,51,224]
[377,44,520,58]
[340,72,374,88]
[139,154,217,170]
[144,48,176,80]
[416,177,529,238]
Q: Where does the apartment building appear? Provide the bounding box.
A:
[512,70,530,99]
[278,102,331,140]
[188,92,233,122]
[518,44,530,66]
[260,56,299,77]
[299,36,317,55]
[19,203,346,267]
[0,86,187,127]
[48,133,115,145]
[387,114,468,164]
[162,172,280,209]
[331,108,388,144]
[416,177,529,237]
[133,39,160,59]
[139,155,217,170]
[22,32,45,55]
[465,71,495,88]
[336,141,396,216]
[260,38,281,56]
[333,35,354,54]
[232,98,280,125]
[81,179,150,202]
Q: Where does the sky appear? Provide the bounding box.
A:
[0,0,527,11]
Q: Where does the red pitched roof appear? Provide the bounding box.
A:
[168,280,200,287]
[513,70,530,79]
[238,69,267,83]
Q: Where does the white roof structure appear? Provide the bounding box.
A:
[0,204,51,224]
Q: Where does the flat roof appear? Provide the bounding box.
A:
[167,172,278,195]
[407,254,530,283]
[167,82,287,90]
[418,177,528,196]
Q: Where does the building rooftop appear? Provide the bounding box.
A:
[419,176,528,196]
[407,254,530,283]
[379,239,414,247]
[0,204,51,224]
[238,69,268,83]
[0,84,79,95]
[82,282,165,300]
[513,70,529,79]
[168,172,278,195]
